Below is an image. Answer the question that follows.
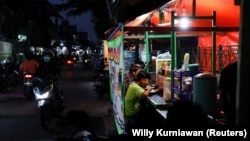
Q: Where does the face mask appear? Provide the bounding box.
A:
[43,56,51,62]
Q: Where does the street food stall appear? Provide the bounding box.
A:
[105,0,241,134]
[123,0,239,103]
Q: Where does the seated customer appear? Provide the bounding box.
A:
[125,70,153,131]
[124,63,142,92]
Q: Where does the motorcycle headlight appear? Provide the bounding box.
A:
[38,100,46,107]
[33,84,53,100]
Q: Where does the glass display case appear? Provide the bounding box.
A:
[155,58,171,78]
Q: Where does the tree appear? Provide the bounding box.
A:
[55,0,114,40]
[11,0,61,47]
[0,0,15,36]
[1,0,60,47]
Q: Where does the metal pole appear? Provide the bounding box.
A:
[192,0,196,16]
[148,34,171,39]
[145,31,150,72]
[171,11,177,70]
[237,0,249,125]
[170,11,175,104]
[212,11,216,75]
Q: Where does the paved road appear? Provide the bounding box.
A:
[0,62,116,141]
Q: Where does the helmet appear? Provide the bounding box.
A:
[42,48,54,63]
[42,48,54,57]
[71,130,94,141]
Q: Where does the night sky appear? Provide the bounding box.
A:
[49,0,98,42]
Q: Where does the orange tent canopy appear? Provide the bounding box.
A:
[124,0,240,47]
[150,0,240,27]
[122,0,240,72]
[126,0,240,28]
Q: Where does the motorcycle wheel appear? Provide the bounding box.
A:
[26,86,33,101]
[40,105,51,131]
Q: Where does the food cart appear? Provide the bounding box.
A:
[105,0,242,133]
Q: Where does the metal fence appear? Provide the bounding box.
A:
[181,45,238,73]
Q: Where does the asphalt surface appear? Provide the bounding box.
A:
[58,63,117,138]
[0,62,117,140]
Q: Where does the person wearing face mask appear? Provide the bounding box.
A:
[35,48,61,78]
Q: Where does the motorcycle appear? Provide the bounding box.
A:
[65,58,74,70]
[33,75,66,131]
[92,69,110,100]
[22,72,34,101]
[83,58,90,69]
[0,61,20,92]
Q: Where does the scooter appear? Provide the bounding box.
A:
[22,72,34,101]
[65,58,74,70]
[33,75,66,131]
[83,58,90,69]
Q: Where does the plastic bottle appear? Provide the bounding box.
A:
[183,53,190,71]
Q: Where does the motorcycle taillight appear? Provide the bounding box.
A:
[24,74,33,78]
[67,60,73,64]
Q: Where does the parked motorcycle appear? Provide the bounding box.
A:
[33,75,66,131]
[0,61,21,92]
[92,69,110,100]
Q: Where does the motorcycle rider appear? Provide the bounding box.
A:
[19,52,39,100]
[33,48,65,131]
[35,48,61,78]
[35,48,64,109]
[19,52,39,75]
[35,48,62,98]
[82,52,90,69]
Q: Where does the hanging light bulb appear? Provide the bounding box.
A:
[180,8,189,28]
